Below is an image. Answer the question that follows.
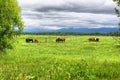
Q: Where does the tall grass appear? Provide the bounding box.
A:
[0,35,120,80]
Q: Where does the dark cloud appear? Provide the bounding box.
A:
[35,1,115,14]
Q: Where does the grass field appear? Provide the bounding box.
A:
[0,35,120,80]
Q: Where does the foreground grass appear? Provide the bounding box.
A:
[0,35,120,80]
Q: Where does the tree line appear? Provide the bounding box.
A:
[22,31,120,36]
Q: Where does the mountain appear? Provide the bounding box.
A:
[56,27,119,33]
[24,28,54,32]
[24,27,119,33]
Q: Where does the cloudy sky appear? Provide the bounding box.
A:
[17,0,119,30]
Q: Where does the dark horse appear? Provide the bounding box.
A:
[26,38,33,43]
[56,38,65,42]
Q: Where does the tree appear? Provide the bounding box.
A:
[113,0,120,46]
[0,0,23,53]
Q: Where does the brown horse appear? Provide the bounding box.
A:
[88,37,99,42]
[34,39,39,43]
[56,38,65,42]
[88,37,95,41]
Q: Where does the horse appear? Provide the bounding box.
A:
[96,38,99,42]
[88,37,99,42]
[56,38,65,42]
[88,37,95,41]
[34,39,39,43]
[26,38,33,43]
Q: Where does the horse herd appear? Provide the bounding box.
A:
[25,37,99,43]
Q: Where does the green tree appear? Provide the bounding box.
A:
[0,0,23,53]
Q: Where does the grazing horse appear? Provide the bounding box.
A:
[56,38,65,42]
[88,37,95,41]
[26,38,33,43]
[34,39,39,43]
[88,37,99,42]
[96,38,99,42]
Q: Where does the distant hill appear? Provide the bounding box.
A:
[56,28,119,33]
[24,28,53,32]
[24,27,119,33]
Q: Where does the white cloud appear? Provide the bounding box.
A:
[17,0,118,30]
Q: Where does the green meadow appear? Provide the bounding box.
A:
[0,35,120,80]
